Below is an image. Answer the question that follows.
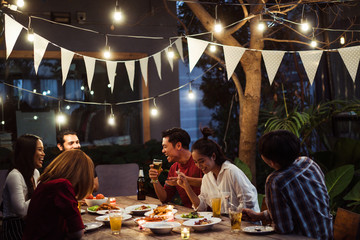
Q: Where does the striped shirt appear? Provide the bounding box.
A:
[265,157,333,240]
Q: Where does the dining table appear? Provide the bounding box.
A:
[81,195,313,239]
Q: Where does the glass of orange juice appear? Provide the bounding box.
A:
[211,196,221,217]
[109,210,123,235]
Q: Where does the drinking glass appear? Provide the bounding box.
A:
[150,159,162,183]
[109,210,123,235]
[229,206,242,232]
[211,196,221,218]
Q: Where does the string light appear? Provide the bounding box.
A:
[340,36,345,45]
[27,28,34,42]
[209,34,217,52]
[33,115,38,120]
[113,0,123,22]
[103,35,111,59]
[107,84,111,88]
[56,101,66,128]
[257,15,266,32]
[300,20,310,32]
[80,86,85,91]
[188,83,195,100]
[213,5,223,33]
[33,89,37,93]
[310,31,317,48]
[47,90,51,94]
[42,91,47,96]
[167,46,175,59]
[150,98,158,117]
[66,105,70,110]
[90,90,94,95]
[16,0,24,8]
[108,105,115,125]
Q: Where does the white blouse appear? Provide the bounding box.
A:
[195,161,260,213]
[2,169,40,218]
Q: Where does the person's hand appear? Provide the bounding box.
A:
[242,208,263,222]
[177,172,189,189]
[149,164,159,182]
[165,177,178,186]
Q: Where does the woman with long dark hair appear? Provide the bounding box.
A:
[1,134,45,240]
[177,127,259,214]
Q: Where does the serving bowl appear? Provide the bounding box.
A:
[182,217,221,231]
[142,222,181,234]
[84,197,108,207]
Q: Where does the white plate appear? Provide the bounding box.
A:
[84,222,103,232]
[144,209,178,218]
[182,217,221,231]
[125,204,158,215]
[143,221,181,234]
[87,208,110,215]
[95,214,132,224]
[80,209,86,214]
[175,211,212,220]
[242,226,275,234]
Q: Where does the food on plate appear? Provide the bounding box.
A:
[134,205,152,211]
[150,206,172,217]
[181,211,203,219]
[97,203,119,210]
[96,194,105,199]
[135,216,166,222]
[88,205,100,211]
[194,218,212,225]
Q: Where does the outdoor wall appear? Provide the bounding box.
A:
[1,0,180,142]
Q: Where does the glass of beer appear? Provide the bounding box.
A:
[229,205,243,232]
[150,159,162,183]
[109,210,123,235]
[211,196,221,218]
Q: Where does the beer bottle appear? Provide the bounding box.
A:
[137,167,146,200]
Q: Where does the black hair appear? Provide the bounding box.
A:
[162,127,191,150]
[12,134,41,199]
[56,129,77,146]
[191,127,228,166]
[258,130,300,168]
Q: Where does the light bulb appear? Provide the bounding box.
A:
[113,11,122,22]
[56,113,66,124]
[188,90,195,100]
[47,90,50,94]
[209,44,217,52]
[90,90,94,95]
[1,121,4,125]
[107,84,111,88]
[167,48,175,59]
[104,47,111,59]
[151,108,158,116]
[16,0,24,8]
[81,86,85,91]
[258,22,266,31]
[108,115,115,125]
[33,116,38,120]
[33,89,37,93]
[42,91,47,96]
[27,29,34,42]
[310,39,317,48]
[66,105,70,110]
[300,22,310,32]
[340,36,345,45]
[214,20,223,33]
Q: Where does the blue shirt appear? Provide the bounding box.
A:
[265,157,333,239]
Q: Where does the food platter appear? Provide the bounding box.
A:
[175,211,212,220]
[142,222,181,234]
[242,226,275,234]
[84,222,104,232]
[182,217,221,231]
[125,204,158,215]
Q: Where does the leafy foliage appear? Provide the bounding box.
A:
[325,165,354,200]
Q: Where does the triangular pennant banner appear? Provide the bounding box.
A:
[83,56,96,90]
[125,61,135,91]
[187,37,209,73]
[139,58,149,86]
[174,38,184,62]
[262,50,286,85]
[34,34,49,75]
[106,61,117,93]
[61,48,74,85]
[165,47,174,71]
[298,50,323,85]
[338,46,360,83]
[5,14,23,59]
[223,45,246,80]
[153,52,162,80]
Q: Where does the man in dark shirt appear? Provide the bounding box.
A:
[243,130,333,239]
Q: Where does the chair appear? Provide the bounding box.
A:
[334,208,360,240]
[95,164,139,197]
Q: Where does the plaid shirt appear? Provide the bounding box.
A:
[265,157,333,240]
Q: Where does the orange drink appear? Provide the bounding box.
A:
[109,210,123,234]
[229,209,242,232]
[211,197,221,217]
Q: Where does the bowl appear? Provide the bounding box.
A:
[182,217,221,231]
[85,197,108,207]
[143,222,181,234]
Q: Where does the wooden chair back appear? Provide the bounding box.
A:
[334,208,360,240]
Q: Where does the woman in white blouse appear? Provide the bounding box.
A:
[177,127,259,214]
[1,134,45,240]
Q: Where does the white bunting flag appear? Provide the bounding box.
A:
[223,45,246,80]
[83,56,96,90]
[262,50,286,85]
[5,14,23,59]
[125,61,135,91]
[34,34,49,75]
[153,52,162,80]
[106,61,117,93]
[61,48,74,85]
[298,50,323,85]
[338,46,360,83]
[165,47,174,71]
[174,38,184,62]
[187,37,209,73]
[139,58,149,86]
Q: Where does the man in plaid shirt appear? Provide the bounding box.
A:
[243,130,333,240]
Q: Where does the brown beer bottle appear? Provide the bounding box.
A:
[137,167,146,200]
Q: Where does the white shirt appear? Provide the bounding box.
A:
[2,169,40,218]
[195,161,260,213]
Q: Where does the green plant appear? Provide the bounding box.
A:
[234,157,252,182]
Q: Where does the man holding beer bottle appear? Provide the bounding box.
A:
[149,128,203,208]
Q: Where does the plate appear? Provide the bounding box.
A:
[242,226,275,234]
[143,221,181,234]
[144,209,178,218]
[80,209,86,214]
[87,208,109,215]
[175,211,212,220]
[125,204,158,215]
[84,222,103,232]
[182,217,221,231]
[95,214,132,225]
